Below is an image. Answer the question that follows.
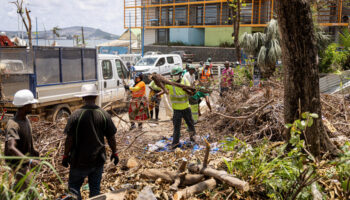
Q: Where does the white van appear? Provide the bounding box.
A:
[134,54,182,76]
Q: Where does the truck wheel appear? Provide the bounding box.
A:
[55,108,70,122]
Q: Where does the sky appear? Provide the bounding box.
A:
[0,0,125,35]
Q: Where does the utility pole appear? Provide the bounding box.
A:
[35,17,38,46]
[81,26,85,47]
[129,12,132,54]
[141,6,145,57]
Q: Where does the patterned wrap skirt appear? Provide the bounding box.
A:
[128,96,149,121]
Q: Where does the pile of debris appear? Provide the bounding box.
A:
[200,80,350,146]
[2,79,349,199]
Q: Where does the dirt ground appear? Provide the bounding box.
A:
[1,81,349,199]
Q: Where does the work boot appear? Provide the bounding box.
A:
[189,132,196,143]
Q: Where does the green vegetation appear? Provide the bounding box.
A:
[319,29,350,73]
[0,156,64,200]
[222,113,350,199]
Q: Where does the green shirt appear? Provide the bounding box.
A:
[192,91,209,100]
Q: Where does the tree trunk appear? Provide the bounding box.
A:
[276,0,338,157]
[232,1,241,62]
[25,8,32,48]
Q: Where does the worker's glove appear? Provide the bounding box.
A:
[110,153,119,166]
[124,85,130,90]
[62,155,70,168]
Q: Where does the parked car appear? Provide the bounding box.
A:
[134,54,182,82]
[0,47,133,122]
[170,50,194,62]
[144,51,162,56]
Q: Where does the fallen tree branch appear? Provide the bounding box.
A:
[188,164,249,191]
[203,139,210,168]
[213,99,274,120]
[170,158,188,191]
[111,109,130,124]
[119,131,147,153]
[173,178,217,200]
[151,74,211,94]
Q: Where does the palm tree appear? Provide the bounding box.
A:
[240,19,329,78]
[52,26,61,44]
[240,19,281,78]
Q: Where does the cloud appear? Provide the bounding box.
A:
[0,0,125,35]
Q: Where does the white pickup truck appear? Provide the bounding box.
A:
[0,47,132,121]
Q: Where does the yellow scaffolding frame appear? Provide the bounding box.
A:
[124,0,348,29]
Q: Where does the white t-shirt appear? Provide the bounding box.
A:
[183,72,195,86]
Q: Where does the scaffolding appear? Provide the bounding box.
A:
[124,0,349,29]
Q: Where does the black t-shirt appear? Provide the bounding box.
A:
[64,105,117,169]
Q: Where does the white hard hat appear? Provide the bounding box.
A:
[13,89,38,107]
[75,84,99,97]
[0,32,6,36]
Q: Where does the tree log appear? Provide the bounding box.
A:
[173,178,217,200]
[188,164,249,191]
[170,159,188,191]
[141,169,204,186]
[151,74,211,94]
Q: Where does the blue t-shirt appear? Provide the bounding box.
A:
[129,66,136,79]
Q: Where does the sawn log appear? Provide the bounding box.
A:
[141,169,204,186]
[188,164,249,191]
[173,178,217,200]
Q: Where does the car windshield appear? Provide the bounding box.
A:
[136,57,158,66]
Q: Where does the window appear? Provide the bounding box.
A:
[167,56,174,64]
[83,49,97,80]
[115,59,128,79]
[102,60,113,79]
[136,57,157,66]
[36,48,60,85]
[175,7,187,25]
[61,49,82,83]
[156,58,165,66]
[157,29,168,44]
[205,5,217,25]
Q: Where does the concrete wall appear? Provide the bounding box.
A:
[144,45,237,62]
[144,29,156,45]
[169,28,204,46]
[204,27,253,46]
[204,27,265,47]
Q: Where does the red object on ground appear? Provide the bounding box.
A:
[0,35,14,47]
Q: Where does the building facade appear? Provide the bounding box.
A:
[124,0,350,47]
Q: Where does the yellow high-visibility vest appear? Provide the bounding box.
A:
[166,78,190,110]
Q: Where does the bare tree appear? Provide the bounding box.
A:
[276,0,339,157]
[11,0,32,48]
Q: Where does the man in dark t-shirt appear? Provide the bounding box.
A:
[62,84,118,199]
[4,89,40,191]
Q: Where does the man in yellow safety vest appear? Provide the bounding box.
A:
[157,66,196,149]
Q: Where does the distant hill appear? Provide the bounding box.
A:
[2,26,119,40]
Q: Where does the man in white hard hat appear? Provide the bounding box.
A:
[4,89,40,191]
[62,84,118,199]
